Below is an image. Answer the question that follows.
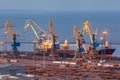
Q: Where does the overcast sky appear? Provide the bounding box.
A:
[0,0,120,11]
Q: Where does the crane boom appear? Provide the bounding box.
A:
[4,19,20,57]
[24,19,47,41]
[83,20,93,43]
[32,20,47,34]
[49,20,53,35]
[49,20,59,49]
[4,19,16,43]
[73,24,77,37]
[82,20,99,48]
[73,24,85,52]
[73,24,79,49]
[49,20,55,45]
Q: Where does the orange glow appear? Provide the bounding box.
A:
[62,40,69,49]
[102,31,108,35]
[100,37,103,41]
[42,40,52,49]
[32,40,37,44]
[105,41,108,48]
[0,42,5,45]
[4,31,7,34]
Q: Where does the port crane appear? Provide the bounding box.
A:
[4,19,20,57]
[82,20,99,51]
[73,24,86,59]
[24,19,47,43]
[24,19,59,51]
[24,19,52,50]
[49,20,60,49]
[49,20,60,58]
[73,20,99,59]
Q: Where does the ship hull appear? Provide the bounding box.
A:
[58,48,115,58]
[36,48,115,58]
[98,48,115,56]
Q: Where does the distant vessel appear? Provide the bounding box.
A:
[98,48,115,56]
[98,40,115,56]
[57,48,115,58]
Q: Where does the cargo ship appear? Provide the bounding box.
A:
[57,49,115,58]
[98,48,115,56]
[56,48,115,58]
[97,40,116,56]
[57,42,116,58]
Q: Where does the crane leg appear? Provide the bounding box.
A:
[73,51,82,60]
[49,48,60,60]
[49,48,55,60]
[73,50,86,61]
[11,46,19,58]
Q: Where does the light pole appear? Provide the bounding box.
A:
[102,31,108,59]
[4,31,7,55]
[0,42,5,58]
[102,31,108,48]
[100,37,104,61]
[32,40,37,80]
[33,40,37,53]
[62,40,69,80]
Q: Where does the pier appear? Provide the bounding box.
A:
[0,42,119,79]
[0,24,120,79]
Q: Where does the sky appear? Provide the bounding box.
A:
[0,0,120,11]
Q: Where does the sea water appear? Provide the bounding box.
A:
[0,10,120,56]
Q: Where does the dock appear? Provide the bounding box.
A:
[0,14,119,80]
[0,51,120,80]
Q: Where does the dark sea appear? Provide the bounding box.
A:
[0,10,120,57]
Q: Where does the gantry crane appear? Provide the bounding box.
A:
[24,19,60,51]
[24,19,51,49]
[49,20,60,59]
[73,24,86,59]
[4,19,20,57]
[49,20,60,49]
[24,19,47,42]
[82,20,99,50]
[73,20,99,59]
